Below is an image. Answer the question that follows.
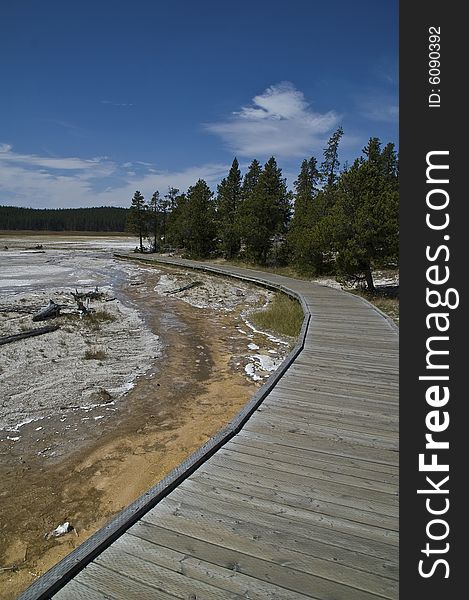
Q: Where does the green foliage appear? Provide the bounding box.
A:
[166,190,189,248]
[241,159,262,199]
[327,140,399,289]
[287,157,324,274]
[127,190,147,252]
[184,179,217,258]
[217,157,242,258]
[147,190,170,251]
[240,157,290,264]
[320,126,344,186]
[287,191,334,275]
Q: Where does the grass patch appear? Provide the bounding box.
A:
[362,294,399,326]
[83,310,117,331]
[86,310,116,324]
[352,290,399,326]
[59,309,116,331]
[250,293,304,339]
[84,348,107,360]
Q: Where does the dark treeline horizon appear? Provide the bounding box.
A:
[0,206,129,232]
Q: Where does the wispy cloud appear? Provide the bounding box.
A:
[0,143,228,208]
[101,100,134,107]
[356,94,399,123]
[205,82,340,158]
[0,143,113,172]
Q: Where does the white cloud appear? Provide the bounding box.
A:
[356,93,399,124]
[205,82,340,158]
[0,144,113,172]
[0,143,229,208]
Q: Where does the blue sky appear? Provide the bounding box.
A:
[0,0,398,208]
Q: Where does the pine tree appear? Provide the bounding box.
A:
[241,157,290,264]
[362,137,382,166]
[185,179,217,258]
[380,142,399,180]
[147,191,162,252]
[165,187,180,212]
[292,157,319,224]
[127,190,147,252]
[327,138,399,290]
[287,157,324,273]
[320,126,344,186]
[166,191,188,248]
[241,159,262,200]
[217,157,242,258]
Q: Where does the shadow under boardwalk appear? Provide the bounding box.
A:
[20,258,399,600]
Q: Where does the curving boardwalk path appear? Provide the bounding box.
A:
[20,258,399,600]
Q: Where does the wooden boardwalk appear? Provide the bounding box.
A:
[20,258,398,600]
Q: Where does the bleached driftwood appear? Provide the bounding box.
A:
[32,300,61,322]
[0,325,59,346]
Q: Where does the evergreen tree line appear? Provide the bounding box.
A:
[128,129,398,290]
[0,206,129,232]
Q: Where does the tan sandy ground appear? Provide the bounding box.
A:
[0,263,288,599]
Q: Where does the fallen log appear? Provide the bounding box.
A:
[165,281,202,295]
[0,325,59,346]
[32,300,61,322]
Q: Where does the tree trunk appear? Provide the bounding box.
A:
[364,266,375,292]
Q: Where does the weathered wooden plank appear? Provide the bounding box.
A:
[134,512,399,584]
[225,436,398,477]
[203,453,399,503]
[222,439,399,484]
[63,562,181,599]
[262,391,398,414]
[175,481,398,544]
[94,543,263,600]
[129,522,398,598]
[236,427,399,466]
[52,579,114,600]
[141,501,398,578]
[266,388,399,414]
[210,448,398,494]
[248,409,398,439]
[256,403,399,433]
[105,535,318,600]
[273,381,398,405]
[180,477,398,544]
[190,458,399,518]
[188,469,398,530]
[283,371,398,393]
[148,492,398,560]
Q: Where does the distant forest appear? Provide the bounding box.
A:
[0,206,129,232]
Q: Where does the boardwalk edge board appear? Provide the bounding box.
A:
[18,256,312,600]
